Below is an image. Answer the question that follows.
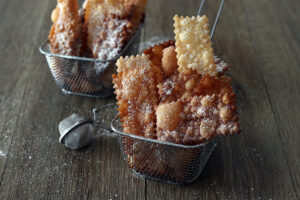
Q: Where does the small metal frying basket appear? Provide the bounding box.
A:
[91,104,217,185]
[110,0,224,184]
[111,116,217,184]
[39,23,143,98]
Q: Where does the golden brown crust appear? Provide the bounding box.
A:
[114,40,239,145]
[156,76,239,145]
[84,0,147,59]
[156,101,183,131]
[112,54,163,138]
[49,0,81,56]
[113,17,239,145]
[174,15,217,76]
[49,0,147,58]
[144,41,231,103]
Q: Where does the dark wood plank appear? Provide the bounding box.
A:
[242,0,300,196]
[0,0,52,189]
[144,0,298,199]
[0,0,145,199]
[0,0,299,199]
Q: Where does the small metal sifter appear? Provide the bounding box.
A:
[58,104,115,150]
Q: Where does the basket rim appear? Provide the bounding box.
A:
[110,114,212,149]
[39,22,144,62]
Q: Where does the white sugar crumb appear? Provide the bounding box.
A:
[141,103,153,113]
[138,36,172,52]
[163,80,176,95]
[214,56,228,72]
[0,150,6,157]
[95,19,128,60]
[197,107,206,116]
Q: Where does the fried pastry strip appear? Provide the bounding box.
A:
[84,0,147,59]
[174,15,217,76]
[112,54,163,138]
[49,0,81,56]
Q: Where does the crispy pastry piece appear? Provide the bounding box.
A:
[144,40,176,77]
[174,15,217,76]
[84,0,132,59]
[127,0,148,32]
[144,41,230,77]
[49,0,81,56]
[84,0,147,59]
[156,76,240,145]
[112,54,163,138]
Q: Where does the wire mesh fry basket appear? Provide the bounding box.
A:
[110,116,217,185]
[110,0,224,184]
[39,24,143,98]
[91,104,217,185]
[93,0,225,185]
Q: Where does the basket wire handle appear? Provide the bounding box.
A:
[197,0,225,39]
[93,104,115,133]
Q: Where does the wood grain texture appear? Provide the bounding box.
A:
[145,0,299,199]
[242,0,300,197]
[0,0,299,199]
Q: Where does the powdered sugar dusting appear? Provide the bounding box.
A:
[164,79,176,95]
[138,36,172,53]
[0,150,6,157]
[95,19,128,60]
[214,56,230,73]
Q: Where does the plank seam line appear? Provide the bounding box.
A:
[144,179,147,200]
[241,0,298,198]
[273,0,300,70]
[0,79,29,189]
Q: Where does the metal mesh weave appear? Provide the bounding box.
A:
[111,116,217,185]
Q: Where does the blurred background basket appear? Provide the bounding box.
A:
[110,116,217,185]
[39,24,143,98]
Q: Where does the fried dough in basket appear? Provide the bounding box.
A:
[113,15,240,145]
[156,76,239,145]
[144,41,231,103]
[112,54,163,138]
[49,0,82,56]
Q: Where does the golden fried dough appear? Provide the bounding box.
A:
[161,46,178,77]
[156,101,183,131]
[156,76,239,145]
[84,0,147,59]
[49,0,81,56]
[112,54,163,138]
[113,15,239,146]
[174,15,217,76]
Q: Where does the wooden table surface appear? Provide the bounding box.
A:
[0,0,299,199]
